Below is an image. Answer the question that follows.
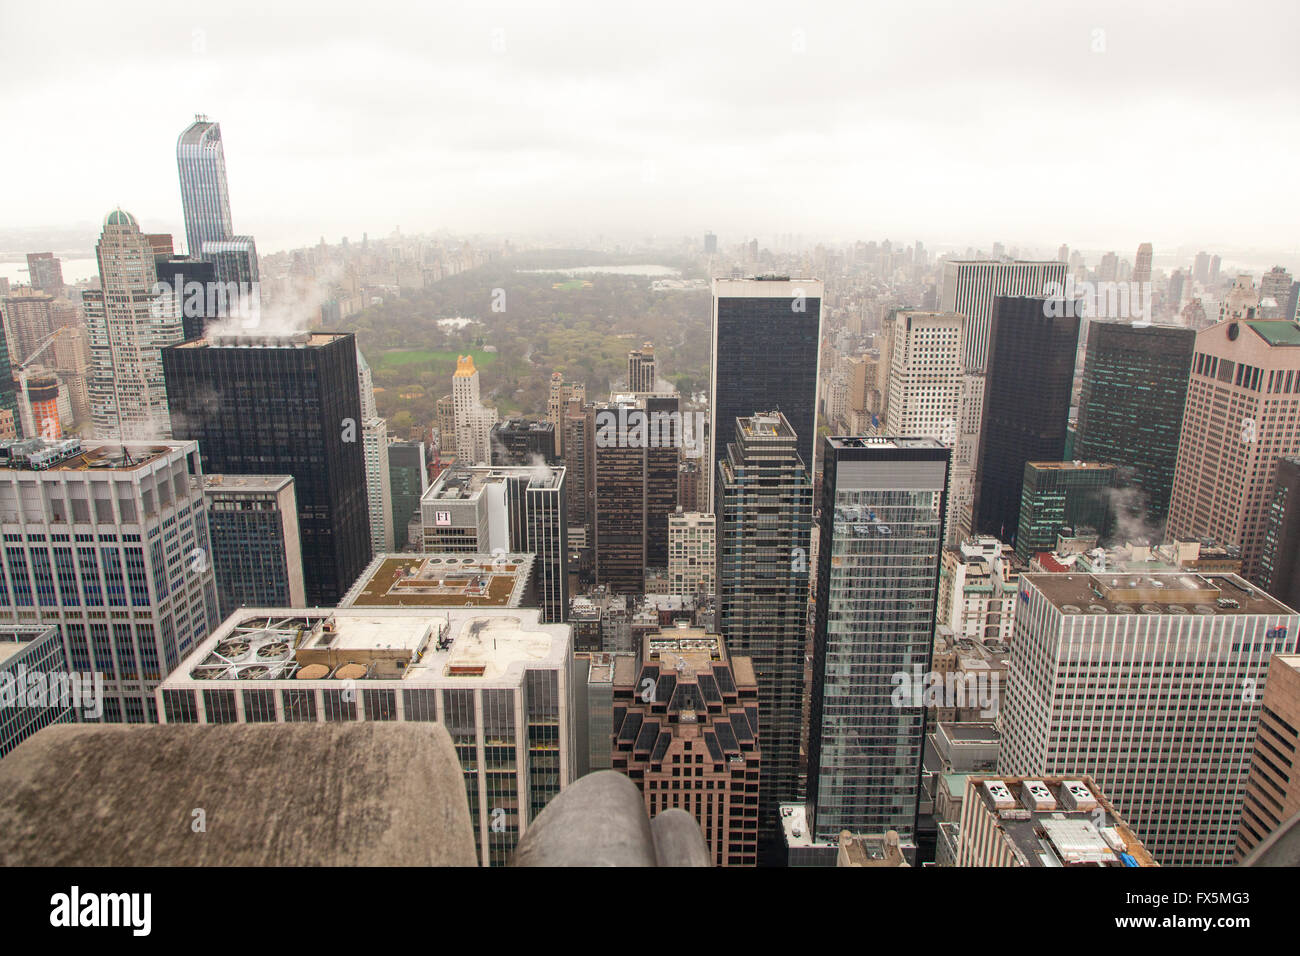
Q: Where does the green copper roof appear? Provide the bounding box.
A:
[1247,320,1300,346]
[104,208,138,229]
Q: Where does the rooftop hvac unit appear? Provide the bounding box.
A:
[1021,780,1056,812]
[982,780,1016,810]
[1059,780,1098,812]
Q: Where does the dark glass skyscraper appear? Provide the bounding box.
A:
[716,411,812,864]
[162,331,372,606]
[1074,322,1195,536]
[1260,456,1300,609]
[807,436,948,853]
[710,277,822,510]
[387,440,427,550]
[1015,460,1118,561]
[972,296,1079,542]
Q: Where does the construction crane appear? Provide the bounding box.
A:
[13,326,74,438]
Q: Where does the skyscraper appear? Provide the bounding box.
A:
[363,417,394,553]
[806,435,949,851]
[1074,322,1195,536]
[883,311,977,545]
[387,440,428,550]
[1167,319,1300,582]
[25,253,64,297]
[1132,242,1153,287]
[1235,653,1300,861]
[1259,267,1294,318]
[0,438,220,723]
[939,260,1066,372]
[1258,456,1300,611]
[420,463,569,623]
[83,209,184,440]
[589,394,679,592]
[716,411,812,863]
[610,627,760,866]
[627,341,656,392]
[1014,461,1117,561]
[176,115,259,289]
[201,474,306,618]
[452,354,496,465]
[162,331,372,606]
[1,288,55,366]
[157,606,575,866]
[490,419,557,466]
[972,296,1079,543]
[709,277,822,510]
[999,572,1298,865]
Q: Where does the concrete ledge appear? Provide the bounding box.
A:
[0,723,477,867]
[511,770,711,866]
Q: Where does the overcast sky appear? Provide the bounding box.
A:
[3,0,1298,257]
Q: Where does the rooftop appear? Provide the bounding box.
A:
[201,474,294,494]
[0,438,178,473]
[827,435,947,451]
[174,331,350,349]
[424,463,564,501]
[1025,571,1296,617]
[968,776,1156,867]
[162,607,567,687]
[0,625,58,666]
[1246,320,1300,346]
[339,553,534,608]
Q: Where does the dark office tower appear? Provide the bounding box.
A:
[704,232,718,255]
[940,260,1066,372]
[387,440,428,550]
[709,277,822,511]
[1260,457,1300,610]
[627,342,656,392]
[643,393,680,569]
[1015,461,1117,561]
[562,399,593,529]
[592,400,645,593]
[972,296,1079,543]
[25,253,64,297]
[152,254,217,341]
[162,331,371,606]
[490,418,557,466]
[1074,322,1195,535]
[201,474,306,619]
[806,436,948,852]
[716,411,812,864]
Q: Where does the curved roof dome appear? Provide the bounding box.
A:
[103,208,138,229]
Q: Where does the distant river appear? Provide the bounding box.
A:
[0,258,99,285]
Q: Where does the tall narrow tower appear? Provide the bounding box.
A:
[83,209,184,440]
[176,115,259,288]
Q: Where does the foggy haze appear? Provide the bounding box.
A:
[3,0,1298,255]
